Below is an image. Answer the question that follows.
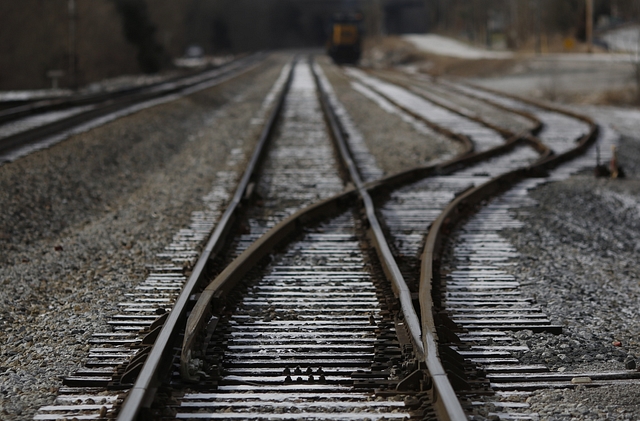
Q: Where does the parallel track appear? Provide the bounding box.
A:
[32,55,630,421]
[413,79,640,420]
[0,54,264,163]
[166,60,432,420]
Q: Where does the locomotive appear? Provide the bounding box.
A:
[327,12,363,64]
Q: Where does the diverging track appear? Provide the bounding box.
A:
[171,61,428,420]
[34,55,620,421]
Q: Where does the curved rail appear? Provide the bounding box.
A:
[419,89,599,420]
[345,68,599,419]
[459,83,599,166]
[352,77,476,157]
[178,59,475,420]
[352,69,550,161]
[407,74,545,137]
[178,58,428,375]
[351,69,542,421]
[180,186,359,380]
[116,60,295,421]
[313,61,427,358]
[366,69,541,141]
[177,60,566,421]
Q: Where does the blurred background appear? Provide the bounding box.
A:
[1,0,639,91]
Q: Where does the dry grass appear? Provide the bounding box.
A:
[360,35,640,108]
[514,33,608,54]
[360,36,517,79]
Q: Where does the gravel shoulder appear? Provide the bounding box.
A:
[480,110,640,419]
[506,175,640,371]
[318,57,462,175]
[502,168,640,420]
[0,53,289,419]
[427,71,640,418]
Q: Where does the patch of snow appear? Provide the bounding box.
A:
[350,81,433,135]
[404,33,636,63]
[601,25,640,54]
[0,105,95,139]
[599,189,640,219]
[573,105,640,141]
[403,34,512,60]
[0,89,72,102]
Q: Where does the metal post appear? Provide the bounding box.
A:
[68,0,78,89]
[586,0,593,53]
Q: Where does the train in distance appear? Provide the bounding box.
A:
[327,12,363,64]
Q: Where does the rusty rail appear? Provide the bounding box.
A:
[126,61,591,421]
[419,84,599,420]
[175,60,556,421]
[116,60,295,421]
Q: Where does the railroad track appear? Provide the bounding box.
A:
[146,60,437,420]
[0,54,264,164]
[32,54,635,421]
[370,72,640,419]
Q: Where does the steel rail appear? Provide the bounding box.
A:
[413,76,545,137]
[174,60,561,421]
[365,90,476,157]
[177,56,429,371]
[419,92,598,421]
[0,55,252,125]
[320,67,469,421]
[464,81,597,126]
[0,54,264,158]
[365,69,537,139]
[347,68,600,421]
[402,83,551,158]
[360,69,550,159]
[311,61,426,359]
[115,59,295,421]
[457,82,599,166]
[177,57,425,380]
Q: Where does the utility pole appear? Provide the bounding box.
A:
[68,0,78,89]
[586,0,593,53]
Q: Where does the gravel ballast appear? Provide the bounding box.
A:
[501,168,640,420]
[3,49,640,421]
[0,54,288,419]
[440,108,640,419]
[318,58,463,174]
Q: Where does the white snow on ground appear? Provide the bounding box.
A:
[0,89,71,102]
[349,81,434,136]
[0,105,95,139]
[403,34,513,59]
[404,33,637,63]
[531,53,637,63]
[602,25,640,54]
[574,105,640,141]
